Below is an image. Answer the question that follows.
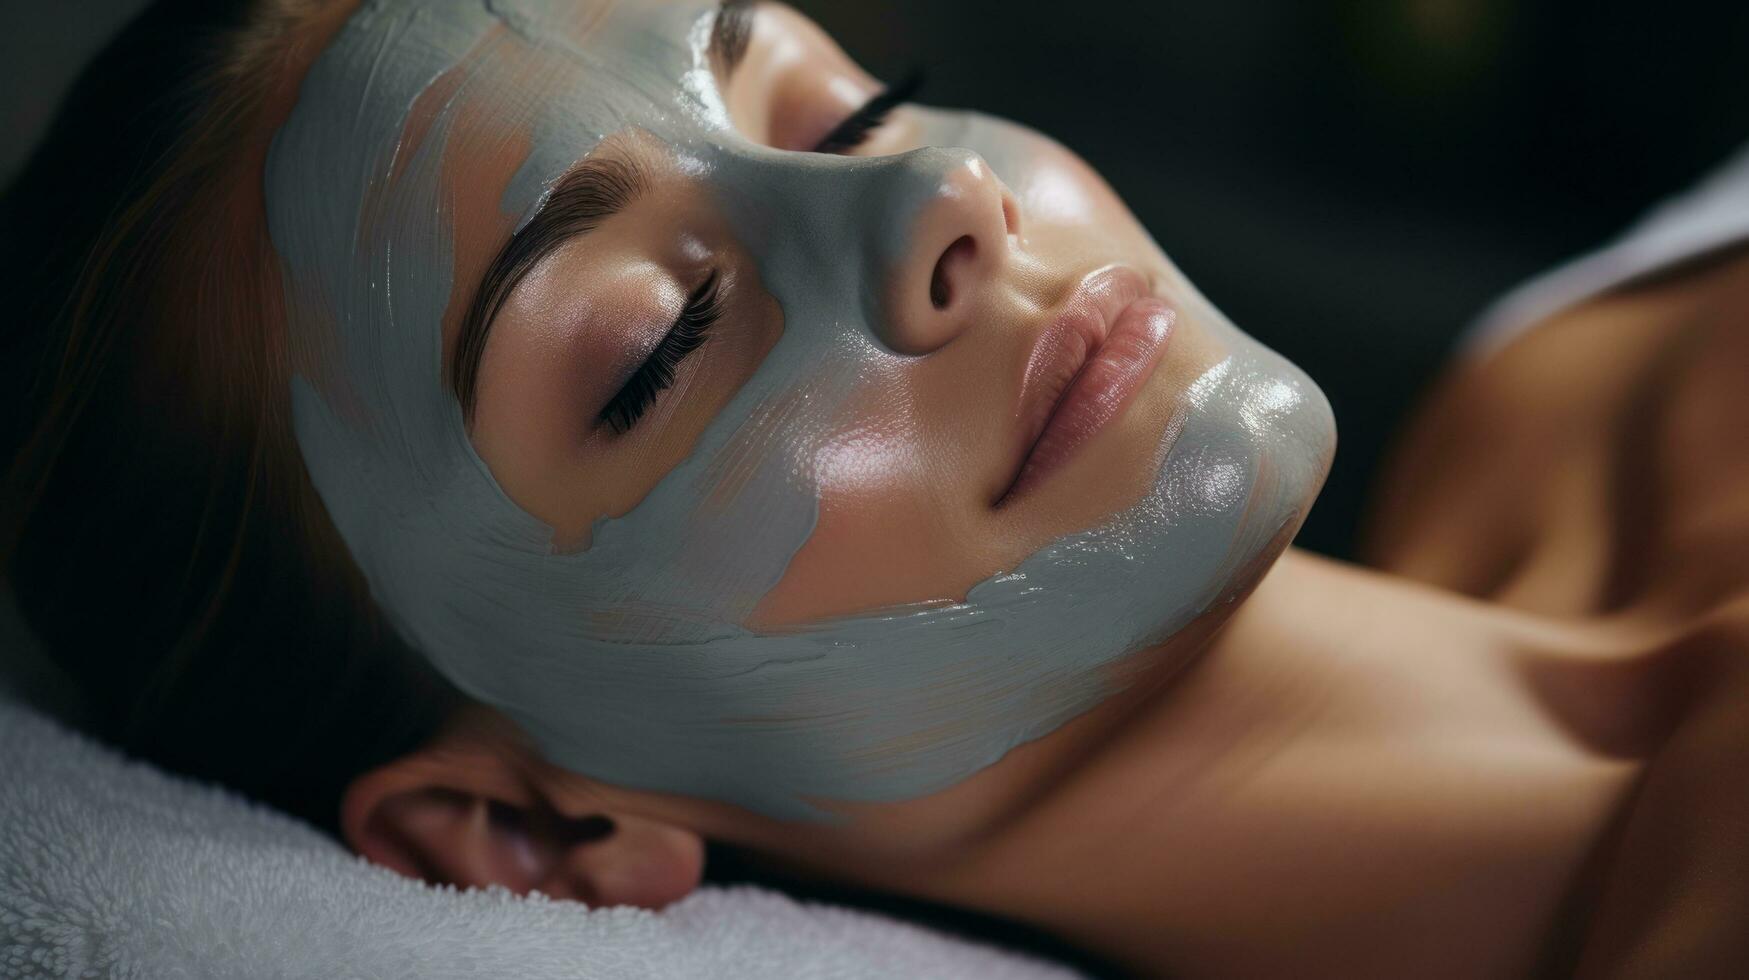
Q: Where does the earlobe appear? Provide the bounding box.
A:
[340,732,705,909]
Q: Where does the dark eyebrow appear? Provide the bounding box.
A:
[708,0,759,79]
[450,154,651,421]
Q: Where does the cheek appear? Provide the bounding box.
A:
[981,124,1160,256]
[746,362,1005,627]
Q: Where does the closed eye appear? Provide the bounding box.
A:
[811,71,924,155]
[600,271,724,434]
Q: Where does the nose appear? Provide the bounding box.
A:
[867,147,1019,355]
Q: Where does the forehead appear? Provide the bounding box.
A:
[393,0,725,211]
[293,0,727,228]
[270,0,731,371]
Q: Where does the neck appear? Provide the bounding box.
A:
[917,550,1641,976]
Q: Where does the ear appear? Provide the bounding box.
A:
[340,731,704,910]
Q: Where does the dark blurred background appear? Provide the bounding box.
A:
[5,0,1747,557]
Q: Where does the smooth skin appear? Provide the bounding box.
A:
[251,1,1748,975]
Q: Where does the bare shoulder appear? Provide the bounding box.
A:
[1363,246,1749,614]
[1364,248,1749,974]
[1573,605,1749,978]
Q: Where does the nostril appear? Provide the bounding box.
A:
[930,234,977,310]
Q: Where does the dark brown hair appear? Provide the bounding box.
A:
[0,0,462,834]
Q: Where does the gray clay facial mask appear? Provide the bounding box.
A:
[266,0,1335,820]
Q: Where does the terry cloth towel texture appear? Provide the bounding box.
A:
[0,690,1080,980]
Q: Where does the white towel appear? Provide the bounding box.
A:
[0,691,1081,979]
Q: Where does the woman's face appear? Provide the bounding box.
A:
[465,4,1227,627]
[268,0,1335,820]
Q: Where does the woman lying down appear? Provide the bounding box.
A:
[4,0,1747,975]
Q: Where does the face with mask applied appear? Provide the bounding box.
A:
[267,0,1335,820]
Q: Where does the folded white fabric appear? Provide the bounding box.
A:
[0,694,1080,980]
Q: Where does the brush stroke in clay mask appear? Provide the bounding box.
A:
[265,0,1336,820]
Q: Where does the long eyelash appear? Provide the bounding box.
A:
[813,70,925,155]
[600,272,723,434]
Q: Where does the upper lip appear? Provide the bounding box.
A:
[993,265,1154,505]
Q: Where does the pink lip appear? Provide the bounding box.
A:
[994,267,1176,507]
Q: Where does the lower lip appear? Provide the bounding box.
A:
[1000,295,1176,504]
